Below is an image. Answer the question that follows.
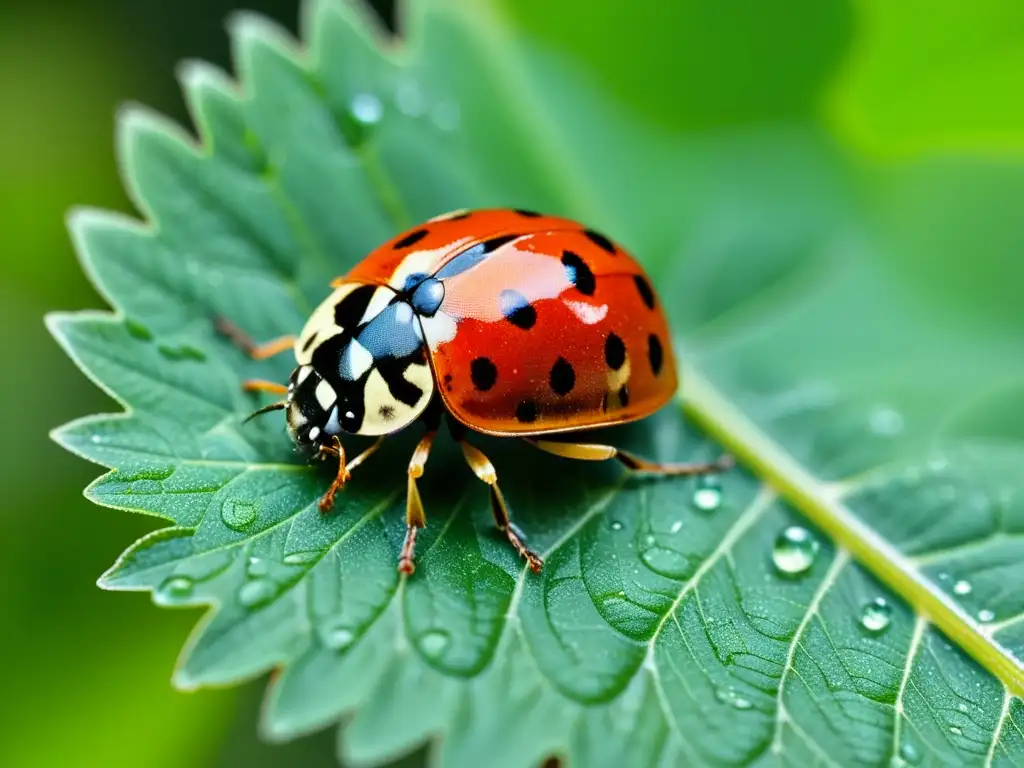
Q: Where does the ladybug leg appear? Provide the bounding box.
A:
[459,441,543,573]
[317,436,385,512]
[524,439,734,476]
[400,431,437,574]
[215,316,296,361]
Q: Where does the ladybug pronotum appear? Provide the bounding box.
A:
[218,208,732,574]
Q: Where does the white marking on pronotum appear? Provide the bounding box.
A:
[359,286,394,326]
[315,379,337,410]
[308,426,321,442]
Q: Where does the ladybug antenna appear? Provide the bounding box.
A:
[244,400,288,423]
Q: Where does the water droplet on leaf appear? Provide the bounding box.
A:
[247,557,269,577]
[155,576,194,605]
[869,406,904,436]
[670,520,683,534]
[692,475,722,511]
[610,520,623,532]
[977,609,995,623]
[952,580,972,596]
[860,597,892,634]
[222,499,258,531]
[239,578,276,608]
[432,101,460,131]
[283,551,321,565]
[323,623,356,652]
[772,526,819,576]
[350,93,383,125]
[899,742,921,764]
[715,687,753,710]
[395,80,425,116]
[949,725,962,736]
[419,630,451,659]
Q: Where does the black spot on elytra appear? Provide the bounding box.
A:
[334,284,376,329]
[470,357,497,391]
[500,289,537,330]
[393,228,429,249]
[634,275,655,310]
[514,209,541,217]
[549,357,575,395]
[302,332,319,352]
[561,250,595,296]
[482,234,520,253]
[584,229,616,255]
[648,334,664,375]
[619,385,630,407]
[605,333,626,370]
[515,400,538,423]
[443,373,454,392]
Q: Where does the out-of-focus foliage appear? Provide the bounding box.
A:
[7,0,1024,767]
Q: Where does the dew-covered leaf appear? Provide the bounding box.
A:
[51,1,1024,766]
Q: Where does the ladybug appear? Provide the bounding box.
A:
[218,209,732,574]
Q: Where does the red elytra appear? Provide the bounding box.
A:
[221,208,731,575]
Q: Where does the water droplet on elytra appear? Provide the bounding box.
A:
[860,597,892,634]
[350,93,383,125]
[222,499,258,531]
[692,475,722,511]
[772,526,819,576]
[238,578,276,608]
[419,630,451,659]
[953,580,972,596]
[155,575,194,605]
[977,609,995,623]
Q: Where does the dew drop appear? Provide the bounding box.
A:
[952,580,972,596]
[977,608,995,623]
[350,93,383,125]
[238,578,276,608]
[692,475,722,512]
[949,725,963,736]
[610,520,624,532]
[869,406,904,436]
[772,526,819,576]
[283,551,321,565]
[432,101,460,131]
[247,556,269,577]
[643,534,656,547]
[715,687,753,710]
[395,80,425,116]
[957,702,969,713]
[670,520,683,534]
[323,623,356,652]
[155,575,194,605]
[222,499,258,531]
[419,630,451,659]
[860,597,892,634]
[90,435,102,444]
[899,742,921,764]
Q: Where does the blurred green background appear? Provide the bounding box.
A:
[2,0,1022,766]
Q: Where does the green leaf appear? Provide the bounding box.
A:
[50,1,1024,765]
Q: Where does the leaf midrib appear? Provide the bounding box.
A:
[680,368,1024,698]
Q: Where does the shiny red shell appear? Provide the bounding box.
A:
[337,208,678,436]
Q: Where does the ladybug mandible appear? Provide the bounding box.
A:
[218,208,732,574]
